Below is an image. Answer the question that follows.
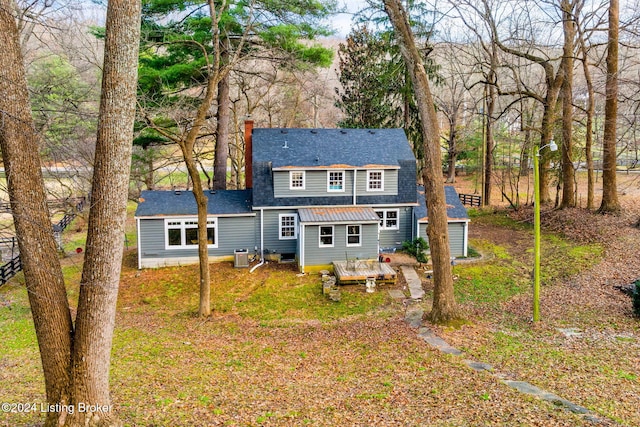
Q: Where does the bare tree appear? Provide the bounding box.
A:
[599,0,621,213]
[383,0,460,324]
[559,0,577,208]
[0,1,140,426]
[432,42,475,184]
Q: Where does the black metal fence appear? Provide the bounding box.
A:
[0,256,21,286]
[458,193,482,207]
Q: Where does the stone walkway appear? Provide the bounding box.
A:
[389,266,610,426]
[400,265,424,300]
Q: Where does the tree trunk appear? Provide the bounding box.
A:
[69,1,140,425]
[560,0,576,208]
[0,3,73,424]
[0,0,140,425]
[181,147,211,316]
[599,0,620,213]
[577,11,596,209]
[145,147,155,190]
[484,79,495,206]
[446,109,458,184]
[383,0,460,324]
[538,70,563,205]
[214,40,231,190]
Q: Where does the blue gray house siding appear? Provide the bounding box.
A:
[134,129,470,270]
[414,186,470,258]
[137,215,257,268]
[376,206,413,250]
[416,221,468,258]
[301,223,379,270]
[273,169,399,199]
[261,209,298,257]
[251,129,417,208]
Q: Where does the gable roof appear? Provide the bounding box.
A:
[251,128,415,169]
[415,185,469,222]
[134,189,253,217]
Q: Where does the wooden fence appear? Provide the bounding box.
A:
[0,196,86,214]
[0,196,85,287]
[458,193,482,207]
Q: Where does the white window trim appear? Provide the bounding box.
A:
[319,225,334,247]
[376,209,400,230]
[367,170,384,192]
[327,170,345,192]
[279,213,298,240]
[164,218,218,250]
[289,170,306,190]
[346,224,362,247]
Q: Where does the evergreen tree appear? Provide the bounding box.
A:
[335,13,440,167]
[136,0,336,316]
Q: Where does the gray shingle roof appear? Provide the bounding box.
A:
[252,128,415,169]
[135,189,253,217]
[415,186,469,221]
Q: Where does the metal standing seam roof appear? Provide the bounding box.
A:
[298,206,381,223]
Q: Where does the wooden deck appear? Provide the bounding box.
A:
[333,260,397,284]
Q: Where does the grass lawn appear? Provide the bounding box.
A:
[1,203,639,426]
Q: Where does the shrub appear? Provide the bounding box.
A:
[633,280,640,318]
[402,237,429,263]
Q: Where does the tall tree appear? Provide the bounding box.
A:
[575,0,598,210]
[456,0,565,205]
[139,0,334,316]
[139,0,334,189]
[0,0,140,425]
[214,39,231,190]
[335,6,440,170]
[559,0,577,208]
[383,0,460,323]
[599,0,620,213]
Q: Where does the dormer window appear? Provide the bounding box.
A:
[327,171,344,192]
[289,171,305,190]
[367,170,384,191]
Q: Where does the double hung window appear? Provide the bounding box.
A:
[376,209,399,230]
[327,171,344,192]
[346,225,361,246]
[319,225,334,247]
[367,170,384,191]
[279,214,297,239]
[289,171,305,190]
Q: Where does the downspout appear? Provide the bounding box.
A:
[136,217,142,269]
[352,169,357,205]
[463,221,469,257]
[299,222,305,272]
[250,208,265,273]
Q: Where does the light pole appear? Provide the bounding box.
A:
[533,139,558,322]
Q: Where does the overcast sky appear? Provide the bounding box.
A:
[331,0,371,37]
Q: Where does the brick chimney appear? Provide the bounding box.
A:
[244,119,254,189]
